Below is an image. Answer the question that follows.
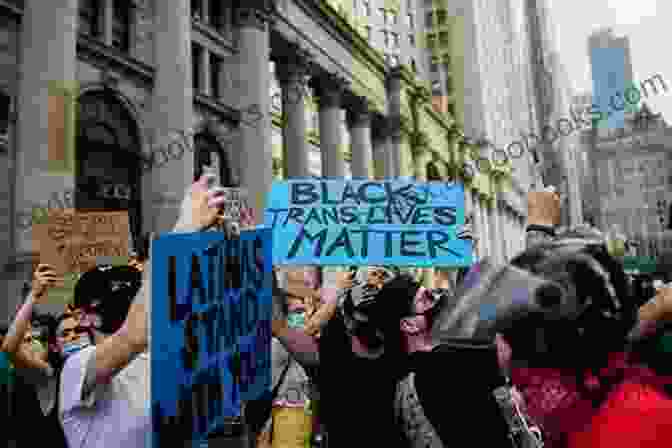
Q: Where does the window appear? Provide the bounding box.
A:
[411,58,417,73]
[210,52,223,98]
[0,92,9,135]
[194,133,230,185]
[382,30,390,47]
[393,33,400,48]
[426,34,436,49]
[112,0,131,52]
[363,0,371,16]
[430,61,438,72]
[436,10,447,26]
[192,0,203,20]
[407,13,414,29]
[409,33,416,46]
[390,13,398,25]
[365,26,372,42]
[209,0,223,29]
[192,43,202,92]
[445,76,453,93]
[380,8,387,23]
[426,11,433,28]
[79,0,102,37]
[390,55,400,66]
[442,55,451,69]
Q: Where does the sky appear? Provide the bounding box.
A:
[548,0,671,122]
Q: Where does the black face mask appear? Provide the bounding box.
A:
[342,294,386,351]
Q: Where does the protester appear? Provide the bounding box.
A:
[1,292,68,447]
[1,173,229,448]
[272,266,410,447]
[383,276,514,447]
[0,323,15,446]
[463,190,672,448]
[258,275,320,448]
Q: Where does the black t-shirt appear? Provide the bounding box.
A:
[409,343,511,446]
[318,315,407,448]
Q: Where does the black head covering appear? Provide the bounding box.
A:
[432,227,635,367]
[73,265,142,334]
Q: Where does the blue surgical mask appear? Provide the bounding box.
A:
[287,311,306,329]
[61,334,92,359]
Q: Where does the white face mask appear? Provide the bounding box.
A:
[60,333,92,359]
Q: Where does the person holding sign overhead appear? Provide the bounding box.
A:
[1,173,232,448]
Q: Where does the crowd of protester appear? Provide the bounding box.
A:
[1,177,672,447]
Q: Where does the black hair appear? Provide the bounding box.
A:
[509,227,637,405]
[368,274,420,371]
[0,323,8,336]
[73,265,142,335]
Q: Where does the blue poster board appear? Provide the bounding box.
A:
[264,179,472,267]
[150,229,273,447]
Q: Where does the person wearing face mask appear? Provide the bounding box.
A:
[1,271,69,448]
[1,173,231,448]
[272,265,411,448]
[257,278,319,448]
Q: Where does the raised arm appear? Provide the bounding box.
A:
[526,190,561,248]
[84,174,229,386]
[2,265,58,375]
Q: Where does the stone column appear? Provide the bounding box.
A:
[235,4,274,225]
[200,47,211,97]
[103,0,114,46]
[372,115,393,179]
[314,73,348,178]
[481,202,490,259]
[386,68,404,177]
[14,0,79,258]
[275,42,313,178]
[145,0,194,234]
[413,150,431,181]
[346,96,374,179]
[490,204,501,264]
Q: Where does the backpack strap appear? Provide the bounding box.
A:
[395,373,444,448]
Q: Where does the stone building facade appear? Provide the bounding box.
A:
[0,0,524,316]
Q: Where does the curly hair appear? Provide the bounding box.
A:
[509,226,638,405]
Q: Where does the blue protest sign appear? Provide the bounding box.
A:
[150,229,272,447]
[264,179,472,267]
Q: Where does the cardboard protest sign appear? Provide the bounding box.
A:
[32,210,130,304]
[150,228,273,447]
[264,179,472,267]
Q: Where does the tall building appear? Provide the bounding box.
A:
[588,28,637,134]
[572,92,597,224]
[416,0,536,266]
[549,52,583,226]
[589,104,672,257]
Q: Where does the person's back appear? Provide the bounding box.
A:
[60,346,150,447]
[319,314,404,447]
[401,342,512,447]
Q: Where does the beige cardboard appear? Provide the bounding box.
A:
[33,210,130,304]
